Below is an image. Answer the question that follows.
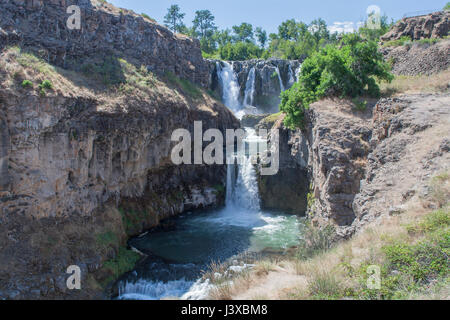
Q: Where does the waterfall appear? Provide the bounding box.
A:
[225,129,263,211]
[243,67,256,107]
[216,61,241,112]
[226,157,236,206]
[274,66,285,93]
[287,65,296,88]
[295,65,302,81]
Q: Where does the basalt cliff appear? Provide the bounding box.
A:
[259,94,449,239]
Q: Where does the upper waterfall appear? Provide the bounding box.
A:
[216,61,241,113]
[209,59,302,115]
[243,67,256,107]
[274,66,285,93]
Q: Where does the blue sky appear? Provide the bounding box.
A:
[108,0,447,34]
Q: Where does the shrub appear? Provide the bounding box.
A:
[96,231,119,248]
[382,231,449,283]
[39,79,53,90]
[21,80,33,88]
[280,34,393,128]
[352,98,367,111]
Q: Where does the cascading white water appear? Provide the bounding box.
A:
[216,61,241,112]
[119,278,211,301]
[274,66,285,92]
[295,65,302,81]
[287,65,296,88]
[243,67,256,107]
[227,128,266,211]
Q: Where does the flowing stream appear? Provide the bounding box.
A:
[117,61,303,300]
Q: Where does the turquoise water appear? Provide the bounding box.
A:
[117,206,303,300]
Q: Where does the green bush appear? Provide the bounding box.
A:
[21,80,33,88]
[37,80,53,96]
[39,79,53,90]
[280,34,393,129]
[383,234,449,283]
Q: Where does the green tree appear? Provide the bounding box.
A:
[255,27,268,48]
[193,10,217,38]
[214,29,233,47]
[444,2,450,10]
[232,23,254,42]
[310,18,330,43]
[280,34,393,129]
[219,41,263,60]
[192,10,217,53]
[278,19,299,40]
[163,4,186,33]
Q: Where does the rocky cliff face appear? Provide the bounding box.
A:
[0,0,210,87]
[381,11,449,41]
[381,39,450,76]
[209,59,302,113]
[0,1,239,299]
[258,94,450,239]
[257,115,309,215]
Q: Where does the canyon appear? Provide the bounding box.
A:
[0,0,449,300]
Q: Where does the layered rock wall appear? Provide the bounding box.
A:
[381,11,449,41]
[0,0,210,87]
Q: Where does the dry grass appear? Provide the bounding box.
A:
[380,69,450,96]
